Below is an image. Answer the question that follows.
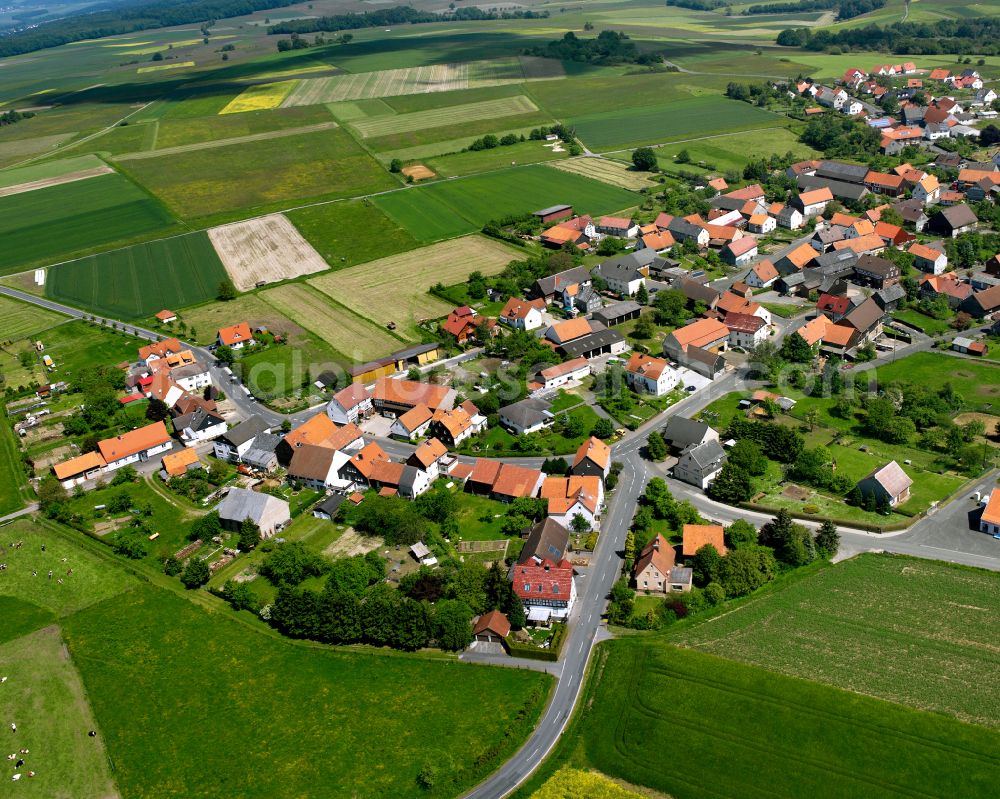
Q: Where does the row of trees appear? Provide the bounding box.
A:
[269,5,547,36]
[777,19,1000,55]
[524,30,658,65]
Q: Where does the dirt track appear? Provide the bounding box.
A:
[0,165,114,197]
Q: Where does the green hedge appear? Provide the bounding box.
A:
[507,622,567,662]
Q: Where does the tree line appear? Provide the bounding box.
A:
[777,18,1000,54]
[523,30,659,66]
[268,5,547,36]
[0,0,297,58]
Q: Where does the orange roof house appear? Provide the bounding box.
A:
[409,437,448,469]
[682,524,727,557]
[217,322,253,347]
[53,451,106,482]
[540,475,603,516]
[373,378,455,413]
[138,337,183,363]
[833,233,886,255]
[155,310,177,323]
[796,315,829,346]
[669,318,730,351]
[97,422,171,465]
[492,463,544,500]
[783,242,818,271]
[573,436,611,475]
[346,442,391,480]
[161,447,201,478]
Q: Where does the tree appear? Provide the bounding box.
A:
[707,463,754,503]
[815,520,840,559]
[215,345,235,366]
[759,509,814,567]
[217,279,237,301]
[222,579,259,612]
[675,149,691,164]
[571,513,591,533]
[591,417,614,440]
[434,599,474,651]
[180,557,210,588]
[446,561,488,614]
[146,398,170,422]
[727,439,767,476]
[653,289,686,326]
[37,474,68,514]
[725,519,758,550]
[624,531,636,563]
[635,283,649,305]
[632,316,655,339]
[631,146,658,171]
[260,541,326,586]
[692,544,722,587]
[190,511,222,543]
[238,518,261,551]
[389,158,403,173]
[645,432,667,461]
[718,546,775,598]
[390,598,432,651]
[163,556,182,576]
[781,331,814,363]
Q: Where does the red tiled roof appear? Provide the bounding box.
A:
[512,560,573,602]
[218,322,252,347]
[682,524,726,557]
[98,421,170,463]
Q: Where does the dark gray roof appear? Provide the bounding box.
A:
[399,464,423,495]
[316,494,345,516]
[797,174,868,202]
[676,277,721,305]
[679,438,726,470]
[709,196,746,212]
[814,249,859,271]
[875,284,907,307]
[855,254,898,278]
[592,301,641,324]
[175,407,225,433]
[593,253,647,283]
[558,328,625,358]
[518,518,569,564]
[778,271,806,288]
[816,160,869,184]
[500,397,552,429]
[662,416,713,449]
[902,106,926,125]
[667,218,706,239]
[813,227,846,246]
[933,204,978,230]
[534,266,592,297]
[221,415,270,447]
[243,433,281,465]
[892,199,928,224]
[170,361,209,380]
[534,204,572,217]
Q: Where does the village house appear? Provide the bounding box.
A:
[390,403,433,440]
[673,439,727,489]
[533,358,591,392]
[406,437,449,479]
[625,352,679,397]
[816,293,853,323]
[841,298,884,346]
[216,487,290,538]
[591,251,651,297]
[512,559,575,624]
[519,518,569,565]
[52,451,108,489]
[980,492,1000,536]
[725,312,768,349]
[912,173,941,205]
[471,610,511,652]
[174,405,227,446]
[467,461,545,502]
[853,254,900,289]
[920,273,973,308]
[499,297,545,331]
[909,243,947,275]
[540,216,594,250]
[856,460,913,507]
[597,215,639,238]
[682,523,727,558]
[217,322,254,350]
[531,266,592,304]
[747,213,776,236]
[338,442,393,489]
[928,204,978,238]
[429,403,487,448]
[441,306,485,344]
[498,397,553,435]
[634,533,679,594]
[326,383,373,425]
[288,444,353,491]
[278,415,364,464]
[572,436,611,480]
[540,475,603,528]
[160,447,201,480]
[723,237,758,267]
[961,284,1000,319]
[777,205,804,230]
[98,421,173,472]
[242,433,281,473]
[663,318,729,378]
[746,259,779,289]
[662,417,719,454]
[138,338,184,366]
[776,242,818,275]
[214,415,270,463]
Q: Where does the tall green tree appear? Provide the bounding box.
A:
[433,599,474,651]
[815,520,840,559]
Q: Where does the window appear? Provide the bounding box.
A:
[551,583,560,594]
[523,583,530,592]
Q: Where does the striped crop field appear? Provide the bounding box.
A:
[349,96,538,138]
[136,61,195,74]
[281,57,558,106]
[546,158,657,191]
[220,81,298,115]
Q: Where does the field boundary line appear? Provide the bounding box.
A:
[290,281,412,346]
[0,166,114,198]
[115,121,339,161]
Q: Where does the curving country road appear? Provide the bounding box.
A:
[6,285,1000,799]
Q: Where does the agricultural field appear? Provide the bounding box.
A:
[0,172,177,274]
[220,80,298,114]
[136,60,196,73]
[32,320,144,383]
[259,283,401,364]
[570,95,788,151]
[308,235,517,337]
[208,214,330,291]
[672,554,1000,728]
[532,768,644,799]
[286,199,419,267]
[170,292,307,348]
[373,188,479,242]
[63,583,551,798]
[425,140,568,178]
[528,640,1000,799]
[151,104,334,150]
[0,294,69,341]
[117,127,395,221]
[45,231,228,318]
[349,95,539,138]
[546,157,657,191]
[0,153,110,189]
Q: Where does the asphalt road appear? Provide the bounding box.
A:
[8,285,1000,799]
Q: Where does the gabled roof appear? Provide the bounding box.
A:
[726,237,758,257]
[796,315,829,346]
[346,442,390,479]
[724,184,765,201]
[431,406,476,440]
[540,357,589,380]
[844,297,883,332]
[53,451,106,480]
[218,322,252,347]
[410,437,448,468]
[501,297,545,321]
[472,610,511,638]
[682,523,726,557]
[546,317,593,344]
[519,518,570,564]
[161,447,200,477]
[332,382,371,411]
[750,260,778,283]
[98,422,170,462]
[669,318,729,350]
[138,337,183,362]
[540,475,602,514]
[816,293,852,316]
[662,416,712,449]
[797,187,833,206]
[725,311,765,334]
[492,463,543,499]
[573,436,610,471]
[862,460,913,497]
[512,560,573,603]
[933,204,978,230]
[783,243,818,270]
[288,443,340,481]
[634,533,675,578]
[373,378,454,411]
[626,351,671,380]
[395,403,433,433]
[216,487,288,525]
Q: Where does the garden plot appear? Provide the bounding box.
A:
[208,214,331,291]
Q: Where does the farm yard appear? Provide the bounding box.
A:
[208,214,331,291]
[259,282,401,364]
[672,555,1000,728]
[0,171,177,274]
[568,95,788,151]
[45,231,229,318]
[308,235,517,338]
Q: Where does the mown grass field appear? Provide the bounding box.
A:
[308,234,517,338]
[634,126,818,175]
[520,638,1000,799]
[31,320,145,385]
[568,95,787,151]
[872,352,1000,415]
[117,127,394,221]
[375,165,639,241]
[286,199,419,267]
[46,231,228,319]
[0,404,31,516]
[672,554,1000,728]
[546,158,657,191]
[63,583,551,799]
[0,172,177,274]
[0,293,69,340]
[425,139,567,177]
[350,95,539,138]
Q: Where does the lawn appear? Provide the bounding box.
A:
[375,165,638,240]
[524,639,1000,799]
[893,308,953,335]
[308,234,517,339]
[872,352,1000,414]
[0,171,177,274]
[0,596,55,644]
[63,584,551,798]
[672,554,1000,728]
[286,199,420,268]
[461,404,603,457]
[425,139,568,178]
[45,231,229,319]
[567,96,787,151]
[117,127,395,221]
[0,292,69,341]
[34,320,145,384]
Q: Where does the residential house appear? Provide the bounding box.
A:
[512,560,575,624]
[662,417,719,453]
[928,204,978,238]
[571,436,611,480]
[570,284,603,315]
[637,230,675,253]
[776,242,818,275]
[777,205,804,230]
[675,277,721,310]
[909,243,947,275]
[160,447,201,480]
[390,403,434,440]
[52,451,107,489]
[174,406,227,446]
[499,397,553,435]
[665,217,710,247]
[634,534,676,594]
[597,216,638,238]
[591,301,641,327]
[592,251,651,297]
[441,306,483,344]
[372,377,456,417]
[747,214,775,235]
[853,254,900,289]
[794,186,834,217]
[216,487,289,538]
[98,422,172,471]
[723,237,758,267]
[920,273,973,308]
[534,358,591,392]
[540,218,593,250]
[832,233,886,257]
[874,284,906,314]
[912,173,941,205]
[278,415,363,464]
[682,523,727,558]
[663,318,729,378]
[540,475,603,528]
[499,297,545,331]
[674,438,727,489]
[841,297,884,345]
[864,171,905,196]
[398,464,432,499]
[338,442,392,489]
[856,460,913,507]
[430,404,486,448]
[625,352,679,397]
[288,444,351,491]
[326,383,373,425]
[979,491,1000,536]
[217,322,254,350]
[407,437,449,479]
[725,311,768,349]
[138,337,184,366]
[746,259,779,289]
[531,266,592,304]
[545,317,595,347]
[893,199,929,231]
[519,518,569,565]
[816,293,853,322]
[242,433,281,473]
[961,284,1000,319]
[213,415,271,463]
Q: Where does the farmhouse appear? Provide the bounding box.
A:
[217,322,254,350]
[216,487,290,538]
[962,284,1000,319]
[372,377,456,417]
[662,417,719,453]
[484,463,545,502]
[98,422,172,471]
[288,444,351,491]
[499,297,545,331]
[534,358,590,392]
[597,215,638,238]
[338,442,393,489]
[429,404,487,448]
[856,460,913,507]
[155,310,177,324]
[531,266,592,304]
[407,437,449,479]
[512,559,575,624]
[746,259,778,289]
[853,255,900,289]
[326,383,373,425]
[928,204,978,238]
[278,415,363,464]
[242,433,281,473]
[174,406,227,446]
[52,451,107,489]
[440,306,484,344]
[214,415,271,463]
[625,352,679,397]
[390,404,433,440]
[591,251,651,296]
[725,312,768,349]
[793,187,833,217]
[663,318,729,378]
[138,338,184,366]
